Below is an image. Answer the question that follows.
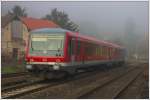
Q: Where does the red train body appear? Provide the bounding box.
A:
[25,28,126,75]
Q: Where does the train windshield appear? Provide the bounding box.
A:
[29,33,65,56]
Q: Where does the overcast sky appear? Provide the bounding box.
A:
[1,1,148,39]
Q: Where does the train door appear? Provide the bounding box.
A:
[70,38,76,65]
[109,47,112,60]
[76,40,84,64]
[76,40,80,62]
[81,41,85,64]
[69,38,84,65]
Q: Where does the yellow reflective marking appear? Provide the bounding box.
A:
[32,38,47,41]
[31,34,64,41]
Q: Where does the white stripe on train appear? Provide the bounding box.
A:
[27,59,124,67]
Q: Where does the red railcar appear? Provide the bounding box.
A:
[25,28,126,76]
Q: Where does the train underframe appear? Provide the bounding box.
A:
[26,60,125,79]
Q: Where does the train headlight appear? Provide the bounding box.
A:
[26,65,32,69]
[53,64,60,70]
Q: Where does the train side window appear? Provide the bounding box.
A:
[77,40,81,55]
[106,47,108,57]
[87,43,90,55]
[101,46,104,56]
[84,43,87,56]
[111,48,112,56]
[90,43,93,55]
[96,46,98,56]
[96,47,97,56]
[98,47,99,56]
[106,47,108,56]
[90,43,94,56]
[99,46,101,56]
[102,47,104,56]
[100,47,101,56]
[99,46,100,56]
[113,48,116,55]
[104,47,107,56]
[110,48,112,56]
[107,47,108,56]
[93,45,95,55]
[94,44,97,56]
[88,43,92,55]
[104,47,106,56]
[103,47,105,56]
[108,48,109,56]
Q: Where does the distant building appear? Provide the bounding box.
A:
[1,14,59,61]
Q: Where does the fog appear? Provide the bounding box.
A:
[2,1,148,59]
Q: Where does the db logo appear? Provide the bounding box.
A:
[56,59,60,62]
[43,58,47,62]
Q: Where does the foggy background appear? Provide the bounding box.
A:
[1,1,149,59]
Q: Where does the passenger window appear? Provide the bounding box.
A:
[106,47,108,56]
[77,41,81,55]
[110,48,112,56]
[101,47,103,56]
[96,47,98,56]
[98,47,99,56]
[99,47,101,56]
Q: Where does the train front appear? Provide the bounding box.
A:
[25,28,67,76]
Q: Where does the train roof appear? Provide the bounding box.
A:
[67,32,124,49]
[30,28,124,49]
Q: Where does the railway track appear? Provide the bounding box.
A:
[2,72,29,86]
[1,75,30,88]
[2,72,28,78]
[2,82,49,98]
[2,78,65,99]
[17,64,140,99]
[1,64,123,99]
[1,78,44,92]
[78,67,141,98]
[2,64,142,99]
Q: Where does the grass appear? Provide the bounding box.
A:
[1,57,27,74]
[1,62,26,74]
[1,66,18,74]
